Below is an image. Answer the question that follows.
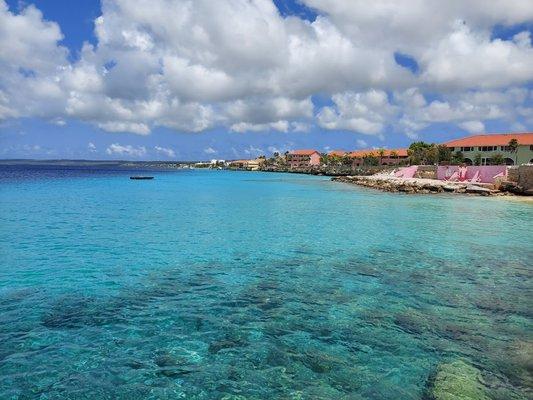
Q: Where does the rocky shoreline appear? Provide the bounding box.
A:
[332,175,506,196]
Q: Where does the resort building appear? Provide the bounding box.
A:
[228,158,263,171]
[349,149,408,166]
[286,150,321,169]
[445,133,533,165]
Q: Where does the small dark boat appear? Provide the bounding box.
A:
[130,176,154,180]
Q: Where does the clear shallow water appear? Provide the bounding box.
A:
[0,165,531,399]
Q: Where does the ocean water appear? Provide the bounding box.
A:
[0,165,531,399]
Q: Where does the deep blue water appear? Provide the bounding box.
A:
[0,165,531,399]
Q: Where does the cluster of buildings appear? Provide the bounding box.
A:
[224,133,533,170]
[284,148,410,168]
[282,133,533,169]
[227,158,263,171]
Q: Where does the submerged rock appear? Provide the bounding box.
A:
[298,350,345,374]
[428,360,489,400]
[154,352,197,377]
[208,339,243,354]
[394,311,427,335]
[500,340,533,388]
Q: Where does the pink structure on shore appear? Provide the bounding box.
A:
[437,166,507,183]
[286,150,321,169]
[394,166,418,178]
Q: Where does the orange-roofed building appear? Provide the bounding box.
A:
[286,149,321,169]
[349,148,408,166]
[328,150,348,157]
[229,158,264,170]
[444,133,533,165]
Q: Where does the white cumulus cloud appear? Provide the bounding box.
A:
[0,0,531,139]
[154,145,176,158]
[105,143,147,157]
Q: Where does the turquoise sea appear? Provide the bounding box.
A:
[0,165,531,399]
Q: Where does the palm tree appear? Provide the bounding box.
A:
[377,148,385,165]
[508,138,519,165]
[390,150,398,164]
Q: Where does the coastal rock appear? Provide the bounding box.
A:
[428,360,489,400]
[423,183,443,192]
[332,175,502,196]
[442,185,457,192]
[465,185,492,195]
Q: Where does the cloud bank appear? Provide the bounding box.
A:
[0,0,531,139]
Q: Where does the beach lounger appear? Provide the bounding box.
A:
[470,170,480,183]
[447,171,459,181]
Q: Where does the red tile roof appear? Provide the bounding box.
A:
[328,150,347,157]
[348,148,408,158]
[290,149,320,155]
[445,133,533,147]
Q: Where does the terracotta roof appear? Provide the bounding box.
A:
[290,149,320,155]
[445,133,533,147]
[328,150,347,157]
[349,148,408,158]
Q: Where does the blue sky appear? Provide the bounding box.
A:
[1,0,532,160]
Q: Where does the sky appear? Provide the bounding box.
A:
[0,0,532,161]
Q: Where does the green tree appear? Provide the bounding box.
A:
[508,138,519,165]
[451,151,464,165]
[473,153,482,166]
[491,153,505,165]
[362,153,379,166]
[408,141,434,165]
[436,145,452,164]
[377,148,385,165]
[390,150,398,163]
[426,145,439,165]
[327,155,342,166]
[341,154,353,166]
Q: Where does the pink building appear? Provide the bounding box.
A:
[286,150,321,169]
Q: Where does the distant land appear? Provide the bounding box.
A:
[0,159,197,167]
